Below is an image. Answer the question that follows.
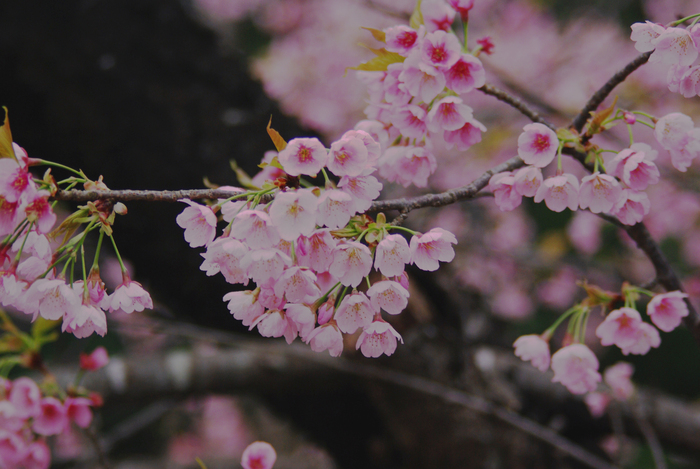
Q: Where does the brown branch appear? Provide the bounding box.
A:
[52,188,247,203]
[571,51,652,133]
[478,83,553,129]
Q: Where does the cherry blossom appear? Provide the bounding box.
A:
[578,172,622,214]
[240,249,291,284]
[109,273,154,314]
[277,137,328,176]
[513,165,542,197]
[420,30,461,69]
[22,191,56,235]
[330,241,373,287]
[269,189,319,241]
[533,173,579,213]
[374,234,411,277]
[398,59,446,104]
[295,230,337,273]
[444,54,485,93]
[607,147,659,191]
[273,266,320,303]
[410,228,457,272]
[199,237,250,285]
[80,347,109,371]
[513,334,550,372]
[489,171,522,212]
[335,292,376,334]
[284,303,316,341]
[646,291,689,332]
[517,123,559,168]
[603,362,635,401]
[316,189,355,229]
[622,322,660,355]
[224,290,265,327]
[584,392,611,418]
[426,96,474,132]
[9,377,41,419]
[305,322,343,357]
[356,320,403,358]
[611,189,650,225]
[443,118,486,150]
[385,25,420,56]
[241,441,277,469]
[327,134,369,177]
[176,200,217,248]
[649,27,698,66]
[595,307,644,350]
[630,21,665,52]
[65,397,94,428]
[338,173,383,213]
[230,210,280,250]
[421,0,456,33]
[550,344,601,395]
[32,398,67,436]
[367,280,410,315]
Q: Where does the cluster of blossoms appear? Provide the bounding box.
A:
[0,347,108,469]
[631,16,700,99]
[513,288,688,395]
[178,128,457,358]
[0,126,153,338]
[355,0,486,189]
[488,109,700,225]
[584,362,635,418]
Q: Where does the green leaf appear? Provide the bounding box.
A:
[31,317,61,342]
[347,47,404,73]
[267,117,287,152]
[361,27,386,43]
[409,0,424,29]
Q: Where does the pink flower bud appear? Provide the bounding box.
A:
[80,347,109,371]
[241,441,277,469]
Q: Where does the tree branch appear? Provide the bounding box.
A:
[571,51,652,133]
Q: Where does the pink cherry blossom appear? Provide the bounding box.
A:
[330,241,373,287]
[327,134,369,177]
[448,0,474,21]
[398,59,446,104]
[489,171,522,212]
[63,302,108,338]
[410,228,457,271]
[584,392,611,418]
[444,54,485,93]
[443,118,486,150]
[295,230,337,273]
[0,195,21,237]
[381,145,437,188]
[277,137,328,176]
[534,173,579,212]
[595,307,644,350]
[517,123,559,168]
[374,234,411,277]
[25,278,81,321]
[630,21,665,52]
[109,273,153,314]
[0,430,26,468]
[9,377,41,419]
[391,104,429,139]
[252,309,297,344]
[176,200,217,248]
[513,165,542,197]
[338,173,383,213]
[240,249,291,284]
[550,344,601,395]
[603,362,635,401]
[385,25,420,56]
[513,334,550,372]
[611,189,650,225]
[32,397,68,436]
[305,323,343,357]
[200,237,250,285]
[621,322,660,355]
[678,65,700,97]
[230,210,280,249]
[607,148,660,191]
[0,157,32,203]
[356,320,403,358]
[284,303,316,341]
[65,397,94,428]
[23,190,56,234]
[269,189,319,241]
[224,290,264,326]
[241,441,277,469]
[421,30,461,69]
[649,27,698,66]
[366,280,409,315]
[655,112,694,150]
[22,440,50,469]
[273,266,320,303]
[578,172,622,214]
[426,96,474,132]
[316,189,355,229]
[421,0,455,32]
[335,292,376,334]
[646,291,689,332]
[251,150,285,188]
[80,347,109,371]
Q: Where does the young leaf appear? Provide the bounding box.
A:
[267,117,287,152]
[347,47,404,73]
[0,107,17,161]
[361,27,386,43]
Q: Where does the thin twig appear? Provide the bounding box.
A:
[479,83,552,128]
[52,188,246,203]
